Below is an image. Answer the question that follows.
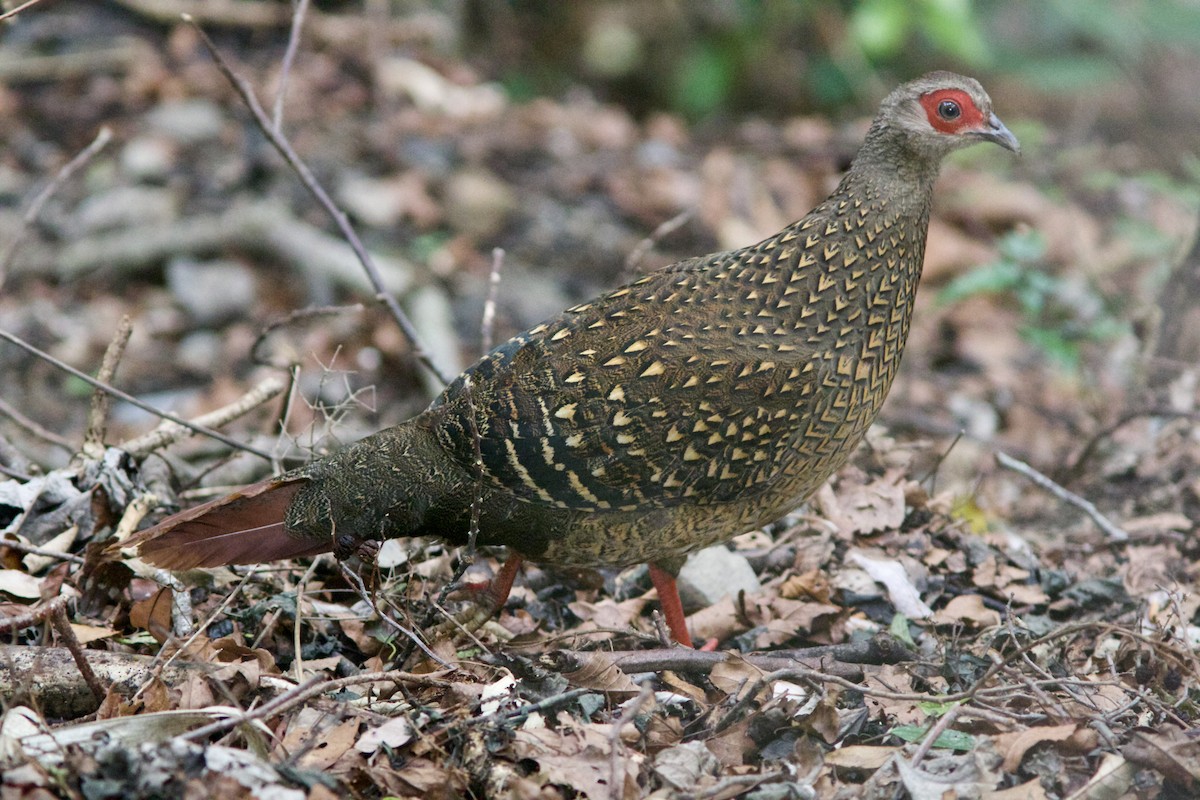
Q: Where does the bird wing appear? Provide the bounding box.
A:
[430,255,837,512]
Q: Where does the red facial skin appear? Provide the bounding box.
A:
[919,88,985,134]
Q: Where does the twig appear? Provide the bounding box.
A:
[609,682,653,800]
[0,539,86,565]
[623,209,693,278]
[0,328,273,461]
[0,0,46,22]
[1062,408,1199,483]
[459,687,591,729]
[249,304,364,368]
[0,400,73,451]
[0,596,106,704]
[120,376,287,458]
[480,248,505,354]
[339,561,453,669]
[0,126,111,289]
[183,14,449,386]
[182,668,451,743]
[79,316,133,462]
[918,429,963,489]
[908,704,961,767]
[461,375,484,555]
[995,450,1129,541]
[48,599,108,704]
[271,0,310,132]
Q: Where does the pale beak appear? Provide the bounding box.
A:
[974,112,1020,153]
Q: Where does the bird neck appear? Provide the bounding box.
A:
[836,121,945,219]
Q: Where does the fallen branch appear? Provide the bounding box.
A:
[995,450,1129,541]
[0,125,111,289]
[185,14,450,385]
[120,375,288,458]
[53,201,415,296]
[0,328,273,461]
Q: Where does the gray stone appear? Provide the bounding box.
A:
[165,257,256,326]
[676,545,762,612]
[145,99,224,144]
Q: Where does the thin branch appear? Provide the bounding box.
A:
[623,208,692,278]
[120,375,287,457]
[181,668,452,744]
[480,247,504,354]
[1062,407,1199,483]
[0,539,86,565]
[995,450,1129,541]
[0,328,274,461]
[0,126,112,290]
[250,304,364,368]
[609,682,653,800]
[182,14,450,386]
[339,561,453,669]
[0,596,106,704]
[0,0,48,24]
[271,0,310,132]
[79,315,133,462]
[0,396,74,451]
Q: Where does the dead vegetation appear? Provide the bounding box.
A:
[1,2,1198,798]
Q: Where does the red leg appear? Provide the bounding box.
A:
[487,553,523,608]
[648,563,692,648]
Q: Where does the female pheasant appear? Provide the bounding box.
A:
[130,72,1018,647]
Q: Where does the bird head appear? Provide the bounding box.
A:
[876,71,1020,160]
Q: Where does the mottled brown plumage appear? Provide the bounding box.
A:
[131,72,1018,646]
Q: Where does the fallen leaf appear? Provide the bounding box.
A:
[824,745,895,771]
[848,550,934,619]
[932,594,1001,627]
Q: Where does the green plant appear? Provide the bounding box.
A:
[937,229,1128,370]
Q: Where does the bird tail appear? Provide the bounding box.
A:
[127,476,332,570]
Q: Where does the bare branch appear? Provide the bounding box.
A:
[121,376,288,458]
[480,247,505,354]
[183,14,450,386]
[0,126,112,290]
[79,315,133,462]
[0,328,274,460]
[995,450,1130,541]
[272,0,310,132]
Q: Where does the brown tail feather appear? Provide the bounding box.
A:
[131,476,330,569]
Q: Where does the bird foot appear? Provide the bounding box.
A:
[428,554,524,642]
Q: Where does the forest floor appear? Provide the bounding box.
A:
[1,3,1199,799]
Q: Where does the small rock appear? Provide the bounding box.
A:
[175,330,222,374]
[120,136,178,182]
[165,257,257,326]
[443,168,516,240]
[145,98,224,144]
[676,545,762,612]
[74,185,179,234]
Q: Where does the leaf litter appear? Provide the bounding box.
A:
[0,3,1198,798]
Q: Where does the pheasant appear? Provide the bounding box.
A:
[129,72,1018,647]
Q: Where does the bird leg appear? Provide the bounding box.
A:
[431,553,524,641]
[648,563,692,648]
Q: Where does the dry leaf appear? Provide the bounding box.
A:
[824,745,895,770]
[993,723,1078,772]
[848,550,934,619]
[932,594,1001,627]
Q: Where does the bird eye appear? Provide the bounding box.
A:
[937,99,961,121]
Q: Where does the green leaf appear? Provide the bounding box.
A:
[889,613,915,646]
[916,0,992,65]
[851,0,912,58]
[672,42,736,119]
[918,699,963,716]
[891,723,976,750]
[935,260,1022,306]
